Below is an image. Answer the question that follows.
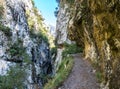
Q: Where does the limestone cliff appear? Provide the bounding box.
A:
[56,0,120,89]
[0,0,52,89]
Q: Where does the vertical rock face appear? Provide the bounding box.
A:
[56,0,120,89]
[55,4,70,71]
[0,0,52,88]
[56,4,70,44]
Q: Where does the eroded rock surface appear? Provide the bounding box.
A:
[0,0,52,88]
[56,0,120,89]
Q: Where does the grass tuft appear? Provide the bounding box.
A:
[44,56,74,89]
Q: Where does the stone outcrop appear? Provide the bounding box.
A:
[55,4,71,71]
[0,0,52,88]
[56,0,120,89]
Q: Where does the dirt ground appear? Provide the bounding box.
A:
[59,54,100,89]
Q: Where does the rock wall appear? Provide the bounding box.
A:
[0,0,52,88]
[56,0,120,89]
[55,4,70,71]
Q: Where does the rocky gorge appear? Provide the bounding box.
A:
[0,0,53,88]
[0,0,120,89]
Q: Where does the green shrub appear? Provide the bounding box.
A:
[0,39,30,89]
[8,39,30,63]
[31,0,35,6]
[26,0,49,44]
[0,5,4,19]
[96,71,103,83]
[51,47,57,61]
[44,56,74,89]
[0,24,12,37]
[62,42,83,57]
[0,64,27,89]
[29,29,49,44]
[66,0,74,4]
[9,39,25,57]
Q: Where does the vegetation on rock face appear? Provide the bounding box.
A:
[26,2,49,44]
[0,24,12,37]
[7,39,30,63]
[0,5,12,37]
[51,47,57,61]
[0,0,53,88]
[44,42,83,88]
[66,0,74,4]
[26,0,55,48]
[57,0,120,88]
[31,0,35,6]
[29,28,49,44]
[0,64,27,89]
[44,56,73,89]
[0,5,4,19]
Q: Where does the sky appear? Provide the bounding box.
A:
[34,0,58,26]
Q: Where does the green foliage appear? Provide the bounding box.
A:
[44,43,82,89]
[54,7,59,17]
[0,39,30,88]
[44,56,74,89]
[31,0,35,6]
[26,1,49,44]
[51,47,57,61]
[91,61,103,83]
[39,74,53,86]
[62,43,83,57]
[9,39,25,57]
[0,5,4,19]
[29,29,49,44]
[0,24,12,37]
[8,39,30,63]
[66,0,74,4]
[23,54,31,64]
[0,65,27,89]
[33,7,44,21]
[96,71,103,83]
[56,0,60,3]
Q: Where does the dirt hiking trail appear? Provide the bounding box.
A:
[59,54,100,89]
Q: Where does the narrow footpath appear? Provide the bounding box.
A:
[59,54,100,89]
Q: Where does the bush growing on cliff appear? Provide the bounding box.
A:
[26,4,49,44]
[0,5,11,37]
[66,0,74,4]
[0,24,12,37]
[51,47,57,61]
[29,29,49,44]
[9,43,24,57]
[54,7,59,17]
[0,5,4,19]
[9,39,24,56]
[31,0,35,6]
[0,42,29,88]
[0,64,27,89]
[8,39,30,63]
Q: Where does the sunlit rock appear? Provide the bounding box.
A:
[56,0,120,89]
[0,0,53,88]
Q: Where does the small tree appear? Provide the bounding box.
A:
[54,7,59,17]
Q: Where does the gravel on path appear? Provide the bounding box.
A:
[59,54,100,89]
